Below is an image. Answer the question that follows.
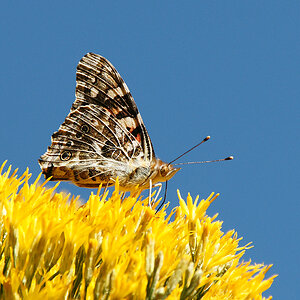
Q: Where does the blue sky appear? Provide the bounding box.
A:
[1,1,299,298]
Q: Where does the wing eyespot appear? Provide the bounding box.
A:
[61,151,72,161]
[81,124,90,133]
[66,141,72,147]
[76,132,82,138]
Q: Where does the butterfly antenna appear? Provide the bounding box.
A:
[168,136,211,165]
[156,181,168,213]
[173,156,234,166]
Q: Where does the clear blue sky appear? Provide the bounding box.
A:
[1,1,299,298]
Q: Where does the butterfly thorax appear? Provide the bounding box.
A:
[104,157,180,190]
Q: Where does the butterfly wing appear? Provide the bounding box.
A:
[39,53,155,188]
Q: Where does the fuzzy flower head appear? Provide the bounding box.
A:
[0,161,276,299]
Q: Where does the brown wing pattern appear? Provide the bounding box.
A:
[39,104,144,186]
[39,53,156,187]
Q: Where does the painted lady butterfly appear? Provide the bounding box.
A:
[39,53,180,191]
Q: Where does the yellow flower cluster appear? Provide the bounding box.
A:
[0,161,276,299]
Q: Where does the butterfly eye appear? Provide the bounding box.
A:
[81,124,89,133]
[61,151,72,161]
[160,165,168,177]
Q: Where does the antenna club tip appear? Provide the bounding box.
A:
[225,156,234,160]
[204,136,211,141]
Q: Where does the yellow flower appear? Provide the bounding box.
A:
[0,161,276,299]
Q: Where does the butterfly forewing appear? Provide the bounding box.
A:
[76,53,154,160]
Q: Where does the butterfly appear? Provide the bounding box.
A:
[39,53,180,191]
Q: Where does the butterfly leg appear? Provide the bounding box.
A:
[151,182,162,206]
[148,179,153,208]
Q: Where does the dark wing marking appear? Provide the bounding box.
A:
[39,104,144,179]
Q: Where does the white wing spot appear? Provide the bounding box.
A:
[90,87,99,98]
[114,87,126,96]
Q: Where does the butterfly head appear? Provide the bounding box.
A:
[151,158,180,184]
